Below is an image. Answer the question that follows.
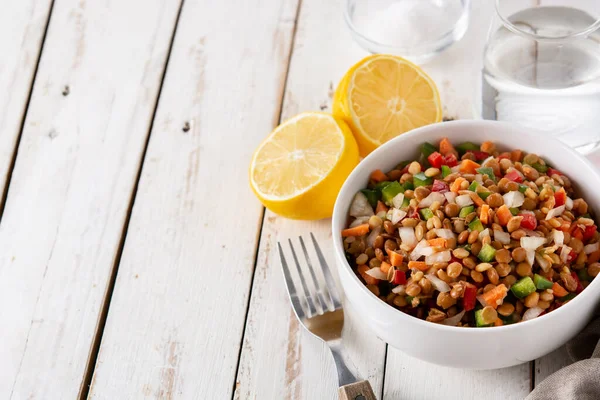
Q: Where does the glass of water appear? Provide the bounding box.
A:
[482,0,600,153]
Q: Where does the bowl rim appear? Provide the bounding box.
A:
[332,119,600,334]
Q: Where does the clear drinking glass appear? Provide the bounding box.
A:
[345,0,471,63]
[482,0,600,153]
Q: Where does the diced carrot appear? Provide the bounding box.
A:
[470,192,485,207]
[370,169,388,182]
[494,318,504,327]
[496,205,512,226]
[408,261,429,271]
[439,137,458,157]
[341,224,370,237]
[450,177,467,193]
[480,204,490,224]
[480,141,495,153]
[380,261,392,274]
[478,284,508,309]
[388,251,404,266]
[511,149,523,162]
[459,159,480,174]
[427,238,447,248]
[376,201,388,214]
[588,250,600,264]
[357,265,379,285]
[552,282,569,298]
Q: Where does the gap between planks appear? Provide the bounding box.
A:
[77,1,187,398]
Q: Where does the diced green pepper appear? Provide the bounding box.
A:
[462,244,472,252]
[475,309,493,327]
[374,181,392,191]
[511,277,536,299]
[578,268,591,282]
[476,167,496,182]
[401,197,410,209]
[413,172,432,187]
[420,142,437,158]
[456,142,479,154]
[533,274,553,290]
[559,293,576,303]
[360,189,380,208]
[510,207,520,216]
[468,217,484,232]
[499,313,519,325]
[403,181,415,191]
[478,244,496,262]
[518,185,528,193]
[381,181,403,206]
[420,208,434,220]
[477,190,491,200]
[459,205,475,218]
[531,163,548,173]
[441,165,452,178]
[582,213,592,219]
[468,181,479,192]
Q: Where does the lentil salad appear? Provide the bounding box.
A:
[342,138,599,327]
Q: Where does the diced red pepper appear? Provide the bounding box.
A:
[554,188,566,207]
[472,151,490,161]
[571,272,584,293]
[408,207,420,220]
[583,225,597,241]
[548,167,563,177]
[572,227,584,241]
[504,170,523,183]
[393,270,407,285]
[519,213,537,230]
[463,286,477,311]
[442,153,458,167]
[427,151,443,169]
[400,164,410,174]
[450,256,462,265]
[567,250,578,263]
[497,152,511,160]
[431,179,449,193]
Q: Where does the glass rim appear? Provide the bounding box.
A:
[495,0,600,42]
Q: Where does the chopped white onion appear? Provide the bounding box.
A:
[526,249,535,267]
[535,253,551,272]
[434,229,456,239]
[585,242,599,254]
[350,192,374,217]
[410,239,434,260]
[390,208,407,224]
[392,284,406,294]
[552,230,564,246]
[455,194,474,207]
[392,193,405,209]
[418,192,446,209]
[349,216,370,228]
[560,245,572,263]
[442,309,466,326]
[521,236,546,251]
[479,228,490,240]
[565,197,574,210]
[426,273,451,293]
[475,174,483,184]
[399,227,417,249]
[426,250,451,265]
[523,307,544,321]
[451,166,460,173]
[503,191,525,208]
[364,267,387,280]
[545,205,565,220]
[367,226,381,248]
[444,192,457,204]
[493,230,510,245]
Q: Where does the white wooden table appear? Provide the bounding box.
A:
[1,0,573,399]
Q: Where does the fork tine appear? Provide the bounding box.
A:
[310,232,342,310]
[299,236,329,313]
[288,239,317,318]
[278,242,306,320]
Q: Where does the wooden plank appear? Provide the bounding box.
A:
[0,0,53,195]
[0,1,182,398]
[233,0,388,399]
[534,346,572,385]
[87,0,300,398]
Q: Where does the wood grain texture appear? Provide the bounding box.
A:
[233,0,387,399]
[339,380,376,400]
[88,0,300,398]
[0,0,53,194]
[534,346,573,386]
[0,0,181,398]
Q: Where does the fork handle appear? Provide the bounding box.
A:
[338,380,376,400]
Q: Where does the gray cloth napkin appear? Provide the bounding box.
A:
[527,314,600,400]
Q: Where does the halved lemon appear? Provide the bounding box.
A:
[249,112,359,220]
[333,54,442,157]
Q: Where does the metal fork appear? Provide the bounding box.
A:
[278,233,376,400]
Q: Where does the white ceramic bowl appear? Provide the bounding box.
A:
[332,120,600,369]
